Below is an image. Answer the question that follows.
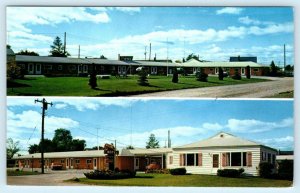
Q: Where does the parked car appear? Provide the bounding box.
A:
[223,71,229,77]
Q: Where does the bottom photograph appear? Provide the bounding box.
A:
[6,97,293,187]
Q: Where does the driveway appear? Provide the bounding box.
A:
[131,77,294,98]
[7,169,92,186]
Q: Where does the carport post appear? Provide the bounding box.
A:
[32,156,34,172]
[161,154,164,169]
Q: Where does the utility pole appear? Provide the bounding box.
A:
[284,44,286,71]
[167,38,169,76]
[35,98,53,174]
[97,128,99,150]
[64,32,66,55]
[78,45,80,58]
[144,46,147,60]
[114,140,117,170]
[149,43,152,61]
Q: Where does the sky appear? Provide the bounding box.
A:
[6,7,294,66]
[7,97,294,155]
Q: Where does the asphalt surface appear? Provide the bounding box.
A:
[131,77,294,98]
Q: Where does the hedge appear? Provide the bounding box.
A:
[217,168,244,178]
[169,168,187,175]
[84,169,136,180]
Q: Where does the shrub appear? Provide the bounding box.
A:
[136,67,149,86]
[172,68,179,83]
[259,162,274,178]
[246,65,251,79]
[88,72,97,89]
[232,71,241,80]
[84,169,136,180]
[196,70,208,82]
[277,160,293,181]
[169,168,187,175]
[217,168,244,178]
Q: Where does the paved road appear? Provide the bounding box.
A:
[7,169,91,186]
[131,77,294,98]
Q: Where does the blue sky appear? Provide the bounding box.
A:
[6,7,294,65]
[7,98,294,154]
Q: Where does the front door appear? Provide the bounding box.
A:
[70,158,73,169]
[36,64,42,74]
[134,158,139,170]
[213,154,219,168]
[93,158,97,170]
[28,64,34,74]
[241,68,245,75]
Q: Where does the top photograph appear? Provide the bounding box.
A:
[6,7,294,98]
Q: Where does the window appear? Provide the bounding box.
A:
[222,153,230,167]
[268,153,271,163]
[272,154,276,165]
[75,159,80,164]
[45,65,52,70]
[231,152,241,166]
[151,67,157,74]
[169,156,173,165]
[86,159,92,164]
[58,65,63,70]
[60,159,65,164]
[69,65,76,71]
[187,154,195,166]
[254,68,259,72]
[243,152,247,166]
[234,68,239,73]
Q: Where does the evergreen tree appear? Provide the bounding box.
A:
[246,65,251,79]
[49,36,70,57]
[218,67,224,80]
[16,49,39,56]
[172,68,179,83]
[89,72,98,89]
[146,134,160,149]
[137,67,149,86]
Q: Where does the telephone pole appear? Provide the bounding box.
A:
[64,32,66,55]
[284,44,286,71]
[35,98,53,174]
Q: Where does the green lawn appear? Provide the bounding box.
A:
[266,90,294,98]
[7,75,268,96]
[7,169,40,176]
[66,173,292,187]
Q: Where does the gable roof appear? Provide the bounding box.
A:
[13,150,105,159]
[120,148,173,156]
[181,58,265,68]
[174,132,262,149]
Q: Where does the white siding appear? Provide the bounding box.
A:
[171,146,264,176]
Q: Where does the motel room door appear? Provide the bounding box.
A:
[134,158,139,171]
[212,154,220,173]
[93,158,97,170]
[28,63,34,74]
[70,158,74,169]
[36,64,42,74]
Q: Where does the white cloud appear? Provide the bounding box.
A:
[248,22,293,35]
[216,7,243,15]
[114,7,141,14]
[226,117,293,133]
[258,136,294,150]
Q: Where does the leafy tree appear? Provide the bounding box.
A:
[71,139,86,151]
[89,72,98,89]
[28,144,40,154]
[16,49,39,56]
[6,138,20,159]
[49,36,70,57]
[270,60,280,76]
[285,65,293,72]
[186,53,199,61]
[90,146,104,150]
[175,60,182,63]
[172,68,179,83]
[232,70,242,80]
[218,67,224,80]
[126,145,134,149]
[146,134,160,149]
[196,68,208,82]
[52,128,73,152]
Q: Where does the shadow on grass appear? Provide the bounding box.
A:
[7,80,31,88]
[134,176,154,179]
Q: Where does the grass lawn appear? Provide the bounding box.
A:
[7,75,268,96]
[7,169,40,176]
[66,173,292,187]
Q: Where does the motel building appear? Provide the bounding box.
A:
[7,48,269,77]
[13,132,278,176]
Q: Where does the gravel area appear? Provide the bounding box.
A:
[131,77,294,98]
[7,168,92,186]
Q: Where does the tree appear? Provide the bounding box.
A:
[196,68,208,82]
[186,53,200,61]
[146,134,160,149]
[218,67,224,80]
[270,60,280,76]
[246,65,251,79]
[172,68,179,83]
[126,145,134,149]
[28,144,40,154]
[88,72,98,89]
[16,49,39,56]
[52,128,73,152]
[136,67,149,86]
[71,139,86,151]
[49,36,70,57]
[6,138,20,159]
[100,55,107,59]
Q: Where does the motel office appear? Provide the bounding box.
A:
[14,132,278,176]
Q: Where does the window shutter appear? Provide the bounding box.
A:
[222,153,226,167]
[247,152,252,167]
[179,154,183,166]
[198,153,202,166]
